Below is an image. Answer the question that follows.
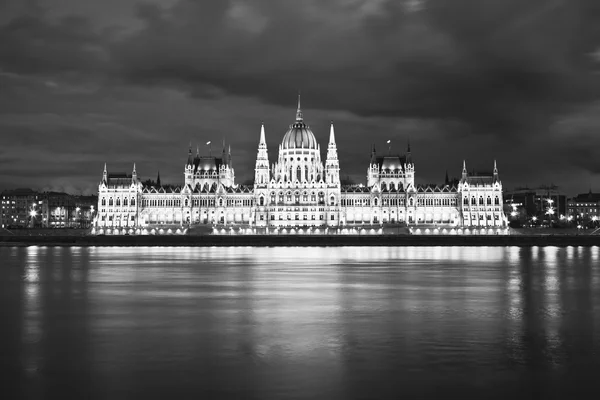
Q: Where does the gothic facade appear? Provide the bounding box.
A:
[94,99,507,234]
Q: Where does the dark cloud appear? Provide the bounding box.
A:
[110,0,600,132]
[1,0,600,195]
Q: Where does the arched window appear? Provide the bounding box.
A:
[109,198,113,206]
[297,167,302,182]
[218,198,223,207]
[270,193,275,204]
[374,198,378,206]
[409,198,414,206]
[390,183,395,191]
[286,192,292,202]
[123,198,128,206]
[318,192,325,205]
[486,197,492,205]
[279,193,284,203]
[185,198,189,207]
[471,197,476,205]
[131,198,135,206]
[116,198,120,206]
[381,182,387,191]
[303,192,308,202]
[494,197,500,205]
[463,198,468,205]
[101,198,106,206]
[330,196,335,206]
[295,193,300,204]
[479,197,484,205]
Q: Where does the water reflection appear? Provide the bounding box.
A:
[0,246,599,399]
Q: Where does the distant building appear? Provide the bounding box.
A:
[95,98,507,234]
[504,186,566,224]
[0,188,41,228]
[567,191,600,227]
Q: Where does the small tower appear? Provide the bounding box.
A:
[404,141,414,188]
[184,145,194,187]
[367,144,379,187]
[102,163,107,183]
[254,122,270,187]
[132,163,137,181]
[325,121,340,186]
[462,160,468,180]
[493,160,499,182]
[156,170,161,187]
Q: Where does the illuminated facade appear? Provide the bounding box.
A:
[95,98,507,234]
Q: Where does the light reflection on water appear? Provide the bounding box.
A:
[1,245,599,399]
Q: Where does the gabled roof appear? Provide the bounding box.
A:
[106,174,135,189]
[416,184,458,193]
[193,156,224,173]
[376,155,406,171]
[465,176,494,185]
[341,185,370,193]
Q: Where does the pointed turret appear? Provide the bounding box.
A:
[325,120,340,186]
[259,121,266,145]
[370,144,377,164]
[102,163,107,182]
[187,145,193,165]
[493,159,498,180]
[255,122,270,186]
[445,170,449,185]
[295,92,303,121]
[156,170,161,187]
[406,139,412,164]
[329,121,336,145]
[132,163,137,181]
[462,160,468,180]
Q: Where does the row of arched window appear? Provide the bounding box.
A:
[101,197,136,207]
[262,191,328,206]
[463,196,500,206]
[141,198,181,207]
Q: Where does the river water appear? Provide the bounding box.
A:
[1,246,599,399]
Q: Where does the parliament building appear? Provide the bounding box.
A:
[94,98,508,235]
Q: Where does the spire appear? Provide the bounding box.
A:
[493,159,499,182]
[196,145,199,157]
[187,145,193,165]
[156,170,161,187]
[132,163,137,180]
[102,163,107,182]
[259,122,266,145]
[329,121,336,145]
[370,144,376,164]
[462,160,467,179]
[445,170,449,185]
[296,92,303,121]
[406,139,412,164]
[407,138,411,153]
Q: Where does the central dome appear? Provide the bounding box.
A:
[281,95,318,150]
[281,121,318,150]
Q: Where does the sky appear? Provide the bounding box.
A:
[1,0,600,196]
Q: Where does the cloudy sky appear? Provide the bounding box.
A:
[1,0,599,195]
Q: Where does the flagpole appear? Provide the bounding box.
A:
[206,141,212,157]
